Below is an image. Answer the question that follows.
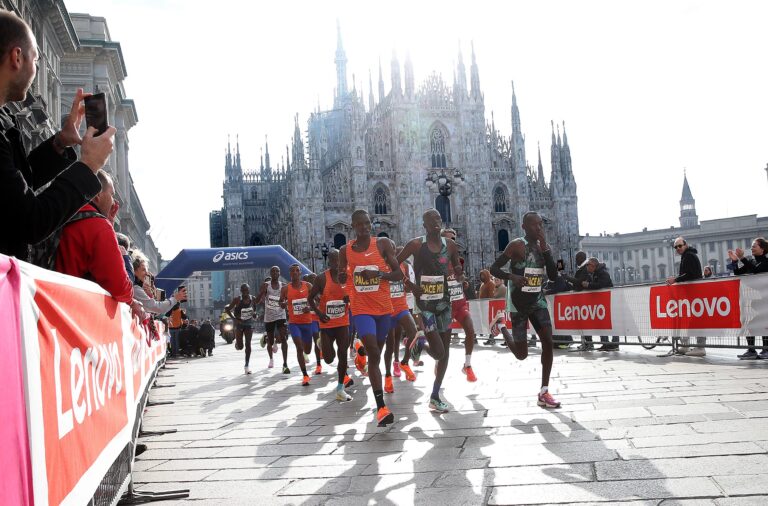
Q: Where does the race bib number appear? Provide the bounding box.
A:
[390,280,405,299]
[522,267,545,293]
[291,298,308,316]
[266,295,281,311]
[420,275,445,301]
[325,300,346,319]
[448,279,464,302]
[353,265,380,293]
[240,307,254,321]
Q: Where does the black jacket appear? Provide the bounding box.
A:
[586,264,614,290]
[564,263,590,292]
[733,254,768,275]
[198,322,216,348]
[676,247,702,283]
[0,107,101,261]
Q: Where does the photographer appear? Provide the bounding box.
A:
[131,250,186,314]
[729,238,768,360]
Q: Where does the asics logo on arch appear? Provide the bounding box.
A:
[213,251,249,263]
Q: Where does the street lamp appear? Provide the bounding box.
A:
[321,243,330,267]
[425,168,464,225]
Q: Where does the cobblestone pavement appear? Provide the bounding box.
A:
[133,336,768,505]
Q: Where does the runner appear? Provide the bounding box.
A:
[224,283,257,374]
[397,209,463,413]
[442,228,478,382]
[304,273,324,375]
[308,248,355,401]
[489,211,561,408]
[279,264,312,386]
[338,209,403,426]
[384,242,419,391]
[254,267,290,372]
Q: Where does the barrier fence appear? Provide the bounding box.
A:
[1,255,169,506]
[454,274,768,348]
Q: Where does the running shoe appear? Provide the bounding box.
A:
[384,375,394,394]
[354,352,367,375]
[411,336,426,362]
[429,397,450,413]
[462,365,477,382]
[393,361,401,378]
[208,350,213,357]
[537,391,561,409]
[399,363,416,381]
[314,364,322,375]
[260,334,267,348]
[301,375,310,386]
[343,375,354,388]
[268,358,274,369]
[376,406,394,426]
[244,365,252,375]
[282,365,290,374]
[336,389,352,402]
[739,349,758,360]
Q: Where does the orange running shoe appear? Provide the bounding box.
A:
[399,363,416,382]
[314,364,322,375]
[376,406,394,426]
[384,375,394,394]
[343,375,354,388]
[354,353,367,375]
[462,365,477,382]
[301,375,310,386]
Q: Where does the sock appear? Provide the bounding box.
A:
[385,373,391,377]
[431,384,441,400]
[374,390,385,409]
[540,386,548,394]
[465,355,471,367]
[336,382,344,392]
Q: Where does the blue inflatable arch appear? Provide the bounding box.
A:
[155,246,311,295]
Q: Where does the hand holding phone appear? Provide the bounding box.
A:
[84,93,108,136]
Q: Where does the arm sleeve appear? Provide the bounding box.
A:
[89,224,134,304]
[27,136,80,190]
[542,250,558,281]
[735,258,755,275]
[133,286,177,314]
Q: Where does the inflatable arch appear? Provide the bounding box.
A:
[155,246,311,295]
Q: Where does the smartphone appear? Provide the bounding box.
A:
[84,93,108,136]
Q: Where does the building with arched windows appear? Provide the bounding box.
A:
[211,25,580,290]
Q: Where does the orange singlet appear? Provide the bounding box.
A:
[318,270,350,329]
[346,237,393,316]
[286,281,313,325]
[390,263,410,315]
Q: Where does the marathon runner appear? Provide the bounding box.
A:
[384,242,419,391]
[338,209,403,426]
[224,283,257,374]
[489,211,561,408]
[254,267,290,372]
[397,209,463,413]
[279,264,312,386]
[308,248,355,402]
[304,274,324,375]
[442,228,478,382]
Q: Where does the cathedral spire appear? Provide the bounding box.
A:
[390,50,402,98]
[469,41,481,101]
[334,19,348,104]
[560,120,573,183]
[511,80,521,136]
[404,52,414,99]
[456,41,467,99]
[378,57,385,103]
[225,134,232,172]
[292,113,305,168]
[368,69,375,112]
[264,135,272,180]
[537,142,545,184]
[235,134,241,171]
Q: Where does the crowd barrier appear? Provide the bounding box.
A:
[1,255,168,506]
[456,274,768,344]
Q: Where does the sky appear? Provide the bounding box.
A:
[65,0,768,260]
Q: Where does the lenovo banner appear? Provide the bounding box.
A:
[650,280,741,330]
[553,291,613,330]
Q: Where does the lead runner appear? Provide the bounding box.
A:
[489,211,561,408]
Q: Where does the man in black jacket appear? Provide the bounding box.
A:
[565,251,599,352]
[583,258,619,351]
[0,11,115,262]
[665,237,705,356]
[198,318,216,357]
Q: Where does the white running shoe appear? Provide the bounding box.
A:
[244,365,252,374]
[336,390,352,402]
[268,358,274,368]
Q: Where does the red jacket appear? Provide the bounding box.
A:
[55,203,133,303]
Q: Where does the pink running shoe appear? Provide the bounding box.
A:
[537,391,561,409]
[393,361,402,378]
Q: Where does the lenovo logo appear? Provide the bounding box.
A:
[650,279,741,329]
[553,291,612,330]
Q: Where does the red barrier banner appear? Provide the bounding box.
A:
[649,279,741,330]
[553,291,612,330]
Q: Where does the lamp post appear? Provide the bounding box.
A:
[425,168,464,226]
[320,243,329,268]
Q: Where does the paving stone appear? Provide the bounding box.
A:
[346,471,440,493]
[434,464,594,487]
[616,442,765,460]
[206,464,368,481]
[132,469,218,483]
[150,457,279,471]
[596,455,768,481]
[647,403,734,416]
[278,477,351,496]
[712,473,768,496]
[135,479,294,499]
[630,430,768,449]
[715,496,768,506]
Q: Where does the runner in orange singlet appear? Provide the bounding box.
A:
[339,209,403,426]
[309,248,355,402]
[304,273,324,375]
[279,264,312,386]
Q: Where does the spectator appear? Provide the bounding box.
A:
[492,276,507,299]
[198,318,216,357]
[478,269,496,299]
[167,301,184,358]
[665,237,704,356]
[54,170,133,303]
[730,238,768,359]
[131,250,186,314]
[186,319,201,357]
[115,232,134,283]
[0,11,116,261]
[583,257,619,351]
[703,265,714,278]
[564,251,590,292]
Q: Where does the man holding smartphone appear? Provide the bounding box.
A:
[0,11,116,262]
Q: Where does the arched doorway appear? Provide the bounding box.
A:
[333,233,347,249]
[377,232,390,238]
[498,229,509,251]
[435,195,451,225]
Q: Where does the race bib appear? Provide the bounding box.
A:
[522,267,545,293]
[325,300,346,319]
[240,307,254,321]
[420,275,445,301]
[448,279,464,301]
[353,265,380,293]
[390,280,405,299]
[266,295,281,311]
[291,298,308,316]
